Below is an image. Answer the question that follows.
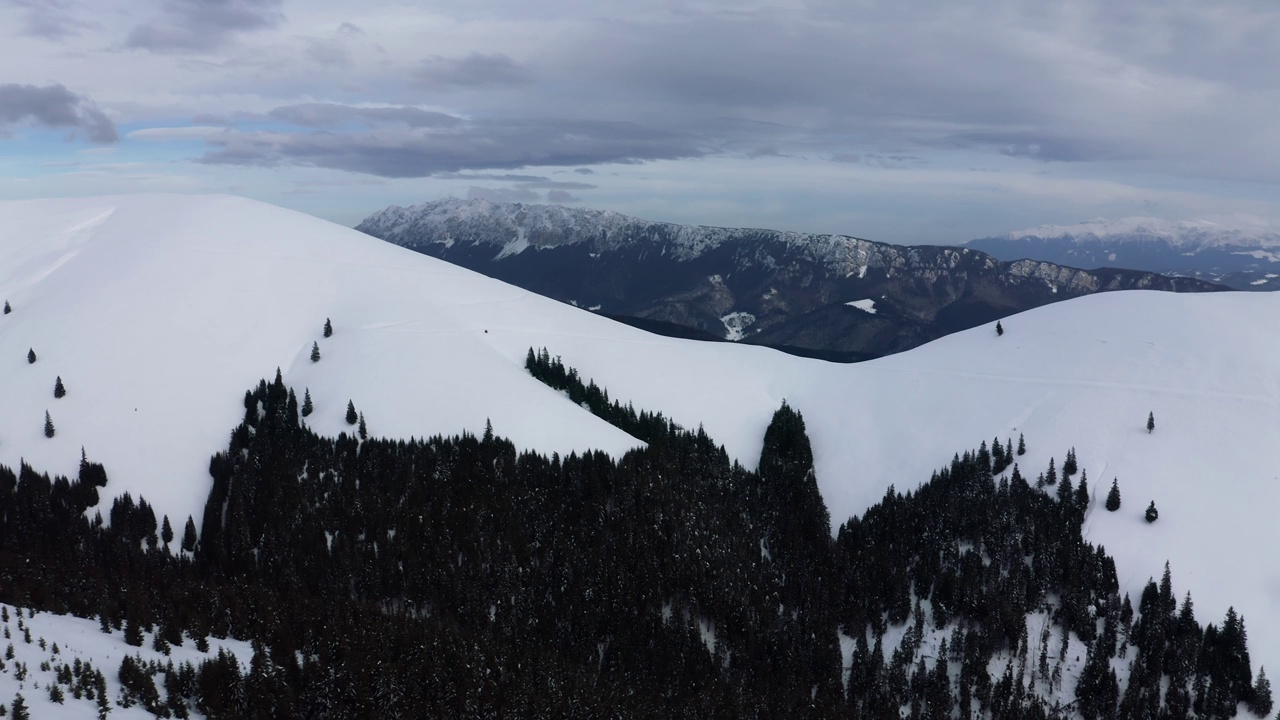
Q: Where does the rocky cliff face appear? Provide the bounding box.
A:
[358,199,1226,361]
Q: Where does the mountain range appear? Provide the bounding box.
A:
[0,194,1275,716]
[966,217,1280,290]
[355,199,1223,361]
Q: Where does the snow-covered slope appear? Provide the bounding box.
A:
[0,603,251,719]
[3,195,1279,689]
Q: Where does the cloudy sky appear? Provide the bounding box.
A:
[2,0,1279,243]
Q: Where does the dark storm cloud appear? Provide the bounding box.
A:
[126,0,284,52]
[198,108,702,177]
[0,84,117,143]
[268,103,460,130]
[411,53,535,88]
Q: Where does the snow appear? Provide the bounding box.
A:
[719,311,756,340]
[845,299,877,314]
[3,194,1280,687]
[1003,216,1280,249]
[0,603,251,719]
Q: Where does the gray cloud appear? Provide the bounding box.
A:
[191,113,234,127]
[4,0,88,38]
[546,189,581,203]
[198,106,701,177]
[832,153,926,168]
[268,104,460,129]
[573,168,594,175]
[467,186,540,203]
[0,84,117,143]
[412,53,535,88]
[934,132,1128,163]
[126,0,284,52]
[303,37,351,68]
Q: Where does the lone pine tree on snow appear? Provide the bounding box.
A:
[3,300,9,314]
[1147,411,1155,433]
[26,348,35,364]
[1145,501,1159,523]
[43,411,54,438]
[1017,433,1026,456]
[996,321,1004,336]
[1106,479,1121,512]
[311,342,321,362]
[324,318,333,337]
[301,388,314,417]
[345,400,358,425]
[53,376,65,398]
[358,412,368,440]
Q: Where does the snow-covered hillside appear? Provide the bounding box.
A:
[3,195,1279,693]
[0,603,251,719]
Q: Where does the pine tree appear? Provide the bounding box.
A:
[10,693,26,720]
[996,321,1004,336]
[3,301,9,314]
[324,318,332,337]
[345,400,357,425]
[1147,411,1155,434]
[124,615,143,647]
[358,412,368,440]
[182,516,197,553]
[1145,501,1159,523]
[44,411,55,438]
[54,376,65,398]
[1075,470,1089,509]
[1017,433,1026,456]
[311,342,321,363]
[26,348,35,364]
[161,516,174,546]
[301,389,313,417]
[1106,479,1121,512]
[48,684,64,704]
[1063,447,1077,477]
[1250,667,1273,717]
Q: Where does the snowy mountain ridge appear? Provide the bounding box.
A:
[968,217,1280,290]
[1,194,1278,715]
[1002,216,1280,250]
[359,196,891,267]
[358,198,1221,360]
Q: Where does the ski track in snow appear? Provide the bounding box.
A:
[0,194,1278,692]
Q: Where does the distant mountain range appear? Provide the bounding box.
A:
[356,199,1224,361]
[966,217,1280,290]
